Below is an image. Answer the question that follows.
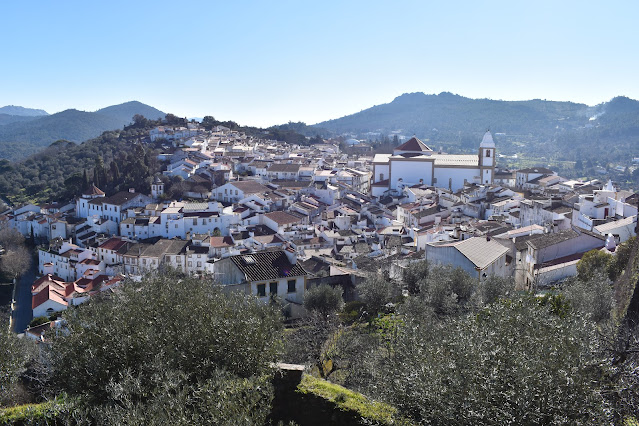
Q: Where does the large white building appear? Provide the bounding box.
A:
[371,131,496,196]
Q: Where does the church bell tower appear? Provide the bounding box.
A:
[478,130,495,185]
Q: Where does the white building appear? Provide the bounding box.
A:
[371,131,496,195]
[425,236,511,280]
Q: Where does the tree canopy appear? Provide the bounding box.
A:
[43,273,283,424]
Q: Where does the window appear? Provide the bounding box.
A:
[257,283,266,297]
[379,173,384,181]
[197,261,202,267]
[486,150,491,158]
[287,279,296,293]
[188,261,192,267]
[270,282,278,295]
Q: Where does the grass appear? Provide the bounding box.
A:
[0,401,55,423]
[297,374,412,425]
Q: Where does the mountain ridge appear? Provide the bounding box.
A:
[0,101,165,161]
[0,105,48,117]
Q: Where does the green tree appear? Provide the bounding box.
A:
[402,260,429,295]
[132,114,148,128]
[562,273,613,324]
[201,116,217,130]
[413,265,477,317]
[577,249,613,280]
[480,275,514,305]
[82,169,89,190]
[44,273,283,424]
[608,237,636,280]
[304,284,344,317]
[357,275,399,318]
[110,161,120,184]
[0,321,33,407]
[356,295,609,424]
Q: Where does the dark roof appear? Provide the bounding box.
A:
[270,179,312,188]
[264,211,302,226]
[526,229,581,250]
[230,180,270,194]
[102,191,144,206]
[230,250,308,281]
[268,163,301,173]
[514,233,545,251]
[517,167,554,174]
[395,136,433,152]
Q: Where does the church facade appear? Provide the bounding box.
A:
[371,130,496,196]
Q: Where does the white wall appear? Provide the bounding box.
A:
[433,167,479,192]
[390,161,433,189]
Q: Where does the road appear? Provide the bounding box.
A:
[11,260,37,333]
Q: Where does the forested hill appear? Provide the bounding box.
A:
[0,101,165,161]
[315,92,595,138]
[313,93,639,169]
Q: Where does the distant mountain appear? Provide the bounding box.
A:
[314,92,593,141]
[96,101,165,124]
[0,105,48,117]
[314,92,639,180]
[0,101,165,161]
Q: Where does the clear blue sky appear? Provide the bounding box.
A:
[2,1,637,127]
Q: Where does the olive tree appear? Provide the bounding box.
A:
[0,320,33,407]
[562,272,613,324]
[303,284,344,317]
[44,273,283,424]
[577,249,613,281]
[355,295,609,424]
[357,274,399,317]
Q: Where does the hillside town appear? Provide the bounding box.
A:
[2,125,637,325]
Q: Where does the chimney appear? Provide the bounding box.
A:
[284,244,297,265]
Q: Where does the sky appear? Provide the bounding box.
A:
[1,1,638,127]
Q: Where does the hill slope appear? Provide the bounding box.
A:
[315,92,592,139]
[0,102,165,161]
[97,101,165,123]
[0,105,48,116]
[0,114,41,126]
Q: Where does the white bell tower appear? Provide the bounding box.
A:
[479,130,496,185]
[151,176,164,199]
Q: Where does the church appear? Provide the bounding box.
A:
[371,130,496,196]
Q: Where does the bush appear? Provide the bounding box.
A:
[28,316,50,328]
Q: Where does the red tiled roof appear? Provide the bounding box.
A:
[83,184,105,196]
[31,274,67,294]
[32,285,68,310]
[394,137,432,152]
[98,237,127,252]
[209,236,234,248]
